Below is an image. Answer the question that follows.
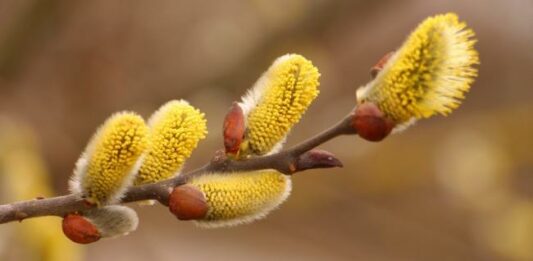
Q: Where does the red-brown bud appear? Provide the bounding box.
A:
[294,149,343,173]
[223,102,245,155]
[352,102,395,142]
[168,185,208,220]
[370,51,395,79]
[62,214,101,244]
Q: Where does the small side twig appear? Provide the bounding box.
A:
[0,111,356,224]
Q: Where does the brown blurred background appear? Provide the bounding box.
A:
[0,0,532,260]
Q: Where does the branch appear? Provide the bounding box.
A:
[208,113,355,175]
[0,111,356,224]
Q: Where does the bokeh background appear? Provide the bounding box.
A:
[1,0,532,260]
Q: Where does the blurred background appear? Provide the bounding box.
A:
[0,0,532,260]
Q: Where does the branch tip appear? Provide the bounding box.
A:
[294,149,343,173]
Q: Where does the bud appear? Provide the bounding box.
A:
[294,149,343,171]
[62,214,101,244]
[186,170,292,228]
[135,100,207,186]
[357,13,479,131]
[238,54,320,156]
[352,102,395,142]
[168,184,208,220]
[69,112,149,205]
[370,51,394,79]
[223,103,245,156]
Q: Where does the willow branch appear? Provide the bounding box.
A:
[0,111,356,224]
[207,113,355,174]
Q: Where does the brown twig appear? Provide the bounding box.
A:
[0,112,356,224]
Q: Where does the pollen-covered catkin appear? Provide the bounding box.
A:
[189,170,291,228]
[135,100,207,185]
[238,54,320,156]
[69,112,148,205]
[356,13,479,129]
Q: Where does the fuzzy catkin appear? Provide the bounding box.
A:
[357,13,479,126]
[239,54,320,156]
[190,170,291,228]
[84,206,139,238]
[135,100,207,185]
[70,112,148,205]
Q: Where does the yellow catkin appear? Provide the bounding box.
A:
[135,100,207,185]
[71,112,148,205]
[239,54,320,156]
[357,13,479,126]
[190,170,291,228]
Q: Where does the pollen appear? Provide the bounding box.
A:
[135,100,207,185]
[239,54,320,156]
[190,170,291,228]
[71,112,148,205]
[357,13,479,125]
